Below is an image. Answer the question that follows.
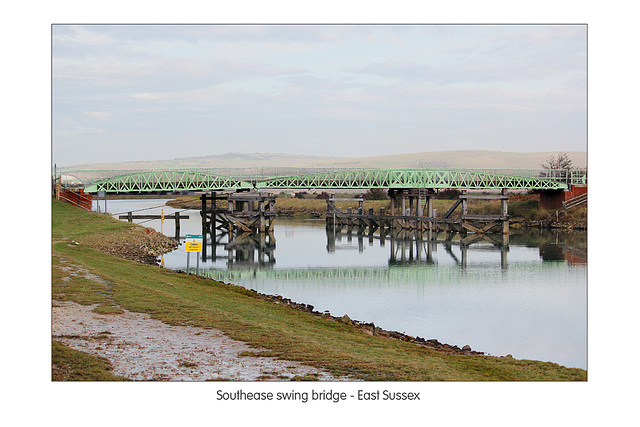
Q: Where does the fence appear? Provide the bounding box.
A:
[57,186,93,211]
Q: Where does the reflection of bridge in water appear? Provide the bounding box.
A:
[197,258,575,286]
[189,222,585,283]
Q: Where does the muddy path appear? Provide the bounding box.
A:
[52,299,343,381]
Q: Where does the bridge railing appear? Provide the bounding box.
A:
[537,168,587,186]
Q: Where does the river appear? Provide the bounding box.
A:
[95,198,587,369]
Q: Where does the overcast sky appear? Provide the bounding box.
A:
[52,24,586,167]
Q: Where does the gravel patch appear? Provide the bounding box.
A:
[52,300,341,381]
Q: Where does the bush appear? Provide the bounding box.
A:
[435,189,461,199]
[363,188,389,200]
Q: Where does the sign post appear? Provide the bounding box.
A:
[97,190,107,213]
[185,234,203,275]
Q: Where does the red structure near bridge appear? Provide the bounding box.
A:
[539,184,587,210]
[57,187,93,211]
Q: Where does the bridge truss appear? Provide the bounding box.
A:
[255,169,568,190]
[83,170,253,193]
[69,167,575,193]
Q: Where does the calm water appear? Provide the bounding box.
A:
[96,198,587,369]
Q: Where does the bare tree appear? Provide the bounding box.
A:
[541,152,573,170]
[540,153,573,182]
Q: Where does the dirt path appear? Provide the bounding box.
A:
[52,300,342,381]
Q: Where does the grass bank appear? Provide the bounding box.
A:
[52,199,586,381]
[52,340,128,381]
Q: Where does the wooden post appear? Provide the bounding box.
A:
[214,191,218,236]
[401,196,407,229]
[201,194,208,238]
[461,190,468,216]
[368,208,374,239]
[426,195,433,240]
[175,212,180,239]
[501,188,509,235]
[127,211,133,222]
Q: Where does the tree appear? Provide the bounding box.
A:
[541,153,573,170]
[540,153,573,182]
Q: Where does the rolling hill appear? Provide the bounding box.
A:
[63,150,587,171]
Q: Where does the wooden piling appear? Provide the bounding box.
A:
[325,188,510,242]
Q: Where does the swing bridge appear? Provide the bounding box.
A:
[59,167,587,194]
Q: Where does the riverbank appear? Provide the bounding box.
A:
[52,199,586,380]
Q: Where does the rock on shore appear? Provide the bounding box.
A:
[80,225,179,265]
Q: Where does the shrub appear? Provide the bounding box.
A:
[435,189,461,199]
[363,188,389,200]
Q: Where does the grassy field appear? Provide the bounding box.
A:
[51,199,586,381]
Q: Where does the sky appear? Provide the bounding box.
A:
[52,24,586,167]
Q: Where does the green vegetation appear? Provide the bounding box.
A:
[52,340,127,381]
[52,199,586,381]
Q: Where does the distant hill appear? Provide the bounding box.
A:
[63,150,587,170]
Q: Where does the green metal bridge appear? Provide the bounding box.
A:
[64,167,585,194]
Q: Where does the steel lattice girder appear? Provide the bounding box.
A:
[254,169,568,190]
[84,170,253,193]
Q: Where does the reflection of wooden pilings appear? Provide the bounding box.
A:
[461,245,468,268]
[501,245,508,270]
[327,224,509,267]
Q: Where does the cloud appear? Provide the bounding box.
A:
[52,24,587,166]
[83,111,113,121]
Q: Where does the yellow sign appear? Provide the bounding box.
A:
[185,241,202,252]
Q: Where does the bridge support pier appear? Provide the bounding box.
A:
[458,189,510,236]
[326,188,511,242]
[201,191,277,235]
